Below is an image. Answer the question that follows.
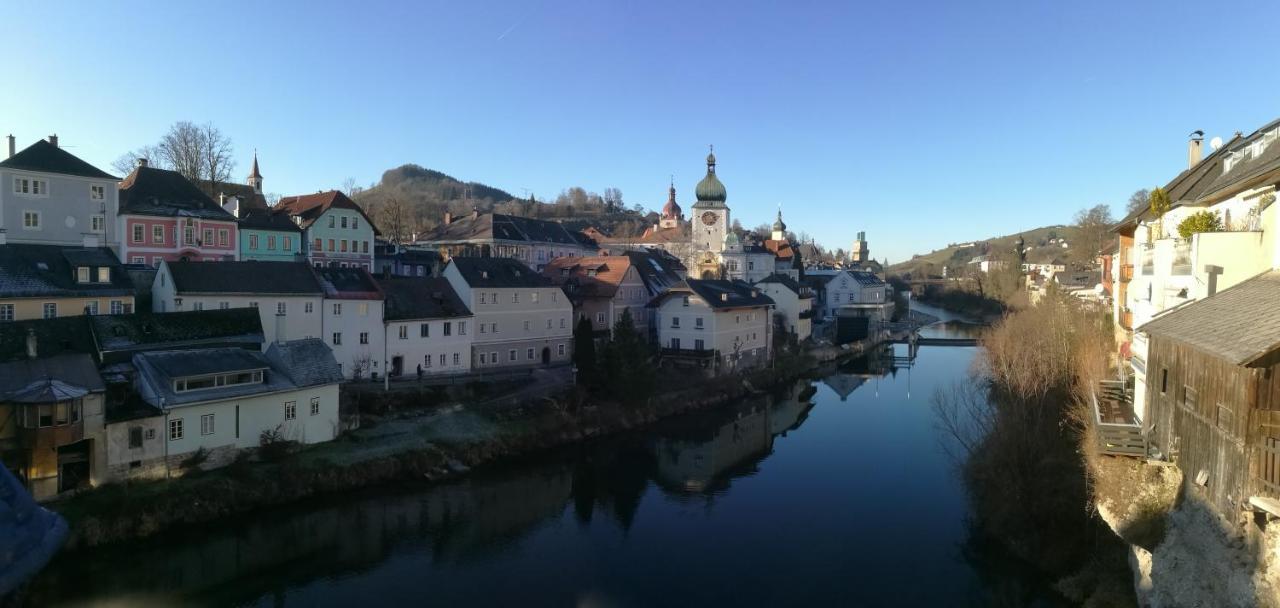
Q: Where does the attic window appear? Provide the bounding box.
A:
[77,267,90,283]
[481,271,489,279]
[721,293,729,302]
[36,262,49,271]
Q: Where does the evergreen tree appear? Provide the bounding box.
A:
[601,309,655,405]
[573,316,597,386]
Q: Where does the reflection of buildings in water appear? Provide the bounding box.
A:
[821,373,869,401]
[652,384,813,494]
[29,463,576,606]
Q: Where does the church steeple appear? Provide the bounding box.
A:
[772,206,787,241]
[247,150,263,194]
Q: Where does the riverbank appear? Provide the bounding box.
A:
[49,349,822,550]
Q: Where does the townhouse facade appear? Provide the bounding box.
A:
[151,260,324,347]
[274,191,378,271]
[443,257,574,369]
[377,276,474,377]
[236,208,303,262]
[0,244,135,320]
[651,279,775,374]
[117,160,239,266]
[315,266,386,379]
[542,255,651,338]
[755,274,814,341]
[0,136,119,249]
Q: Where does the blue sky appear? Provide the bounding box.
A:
[3,0,1279,262]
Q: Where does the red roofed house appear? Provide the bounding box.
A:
[542,254,651,340]
[273,190,380,271]
[118,160,239,266]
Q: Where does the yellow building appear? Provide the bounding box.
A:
[0,244,135,321]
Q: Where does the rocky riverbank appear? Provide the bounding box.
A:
[50,351,823,550]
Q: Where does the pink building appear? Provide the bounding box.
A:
[117,160,238,266]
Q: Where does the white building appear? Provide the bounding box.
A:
[803,269,893,322]
[443,257,574,370]
[152,261,324,345]
[376,276,474,378]
[755,274,814,341]
[651,279,774,374]
[0,135,119,249]
[315,267,386,380]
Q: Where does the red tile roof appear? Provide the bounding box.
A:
[273,190,381,235]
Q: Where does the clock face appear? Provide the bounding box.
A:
[701,212,718,226]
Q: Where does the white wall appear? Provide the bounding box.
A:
[443,264,574,369]
[161,383,340,457]
[384,316,474,376]
[321,298,385,379]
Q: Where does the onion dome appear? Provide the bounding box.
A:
[772,208,787,232]
[661,182,682,219]
[694,147,727,204]
[723,230,740,249]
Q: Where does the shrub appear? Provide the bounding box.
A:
[259,425,296,462]
[180,447,209,470]
[1176,210,1223,239]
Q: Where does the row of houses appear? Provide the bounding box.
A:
[1106,122,1280,519]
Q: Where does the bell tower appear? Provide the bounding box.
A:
[691,147,729,255]
[247,151,263,194]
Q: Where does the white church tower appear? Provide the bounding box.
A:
[691,147,730,255]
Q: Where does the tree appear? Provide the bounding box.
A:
[1176,210,1223,239]
[603,187,623,212]
[573,316,597,386]
[113,121,236,193]
[111,144,162,176]
[600,309,654,405]
[375,197,414,244]
[1127,189,1150,215]
[341,177,365,197]
[1071,204,1114,265]
[1148,187,1171,239]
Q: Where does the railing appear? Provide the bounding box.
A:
[1171,240,1192,275]
[1093,380,1146,457]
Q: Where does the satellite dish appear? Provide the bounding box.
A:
[1210,136,1223,150]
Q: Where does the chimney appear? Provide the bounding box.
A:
[25,328,37,359]
[443,212,452,225]
[47,134,58,148]
[137,157,149,168]
[275,312,287,345]
[6,134,13,158]
[1188,130,1204,168]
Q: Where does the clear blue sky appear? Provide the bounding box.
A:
[4,0,1279,263]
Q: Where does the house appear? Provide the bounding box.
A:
[0,244,135,320]
[129,339,343,471]
[273,190,379,271]
[376,276,473,378]
[1022,260,1067,276]
[542,254,651,340]
[755,274,814,341]
[117,160,239,266]
[151,260,324,347]
[650,279,774,374]
[374,240,442,277]
[762,210,802,281]
[236,208,303,262]
[720,232,775,283]
[314,266,385,379]
[416,212,596,271]
[804,269,893,323]
[1139,271,1280,517]
[442,257,574,369]
[0,338,106,501]
[0,135,119,248]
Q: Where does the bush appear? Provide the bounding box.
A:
[180,447,209,470]
[259,426,296,462]
[1176,210,1223,239]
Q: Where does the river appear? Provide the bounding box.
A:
[28,303,1072,607]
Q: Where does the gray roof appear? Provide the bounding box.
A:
[656,279,775,310]
[91,309,264,364]
[0,244,134,299]
[376,277,472,321]
[265,339,344,387]
[448,257,551,288]
[119,165,238,220]
[756,274,811,297]
[418,213,593,247]
[167,260,322,295]
[0,138,116,179]
[1139,270,1280,366]
[143,347,267,378]
[133,345,332,408]
[0,353,104,401]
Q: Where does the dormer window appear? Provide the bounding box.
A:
[97,267,110,283]
[77,267,90,283]
[481,271,489,279]
[172,369,264,393]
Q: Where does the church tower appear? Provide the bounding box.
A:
[772,207,787,241]
[247,151,263,194]
[690,147,730,255]
[851,231,869,263]
[659,179,683,229]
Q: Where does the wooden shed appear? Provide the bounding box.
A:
[1140,270,1280,516]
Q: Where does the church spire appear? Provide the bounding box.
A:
[247,150,263,193]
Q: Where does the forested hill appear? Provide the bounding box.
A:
[351,163,653,241]
[888,224,1078,277]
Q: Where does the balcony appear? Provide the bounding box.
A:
[1120,309,1133,331]
[1119,264,1134,282]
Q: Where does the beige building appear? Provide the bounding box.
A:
[755,274,814,341]
[0,244,135,321]
[651,279,774,374]
[542,254,651,339]
[443,257,574,369]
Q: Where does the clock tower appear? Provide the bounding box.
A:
[691,147,730,255]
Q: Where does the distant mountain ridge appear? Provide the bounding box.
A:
[377,164,516,203]
[889,224,1076,276]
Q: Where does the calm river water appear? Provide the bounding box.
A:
[29,303,1070,607]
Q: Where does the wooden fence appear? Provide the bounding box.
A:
[1093,381,1147,457]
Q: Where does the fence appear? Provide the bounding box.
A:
[1093,380,1146,457]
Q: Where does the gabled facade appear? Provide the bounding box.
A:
[0,244,135,320]
[377,276,473,378]
[314,267,385,379]
[804,269,892,322]
[542,255,650,339]
[651,279,774,374]
[0,136,119,249]
[755,274,813,341]
[443,257,574,369]
[374,240,442,278]
[274,191,379,271]
[117,161,239,266]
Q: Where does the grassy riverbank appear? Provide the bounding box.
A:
[51,350,818,549]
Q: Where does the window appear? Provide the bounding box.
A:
[512,293,519,303]
[110,300,123,315]
[173,370,263,392]
[480,353,487,364]
[490,351,497,363]
[305,302,313,314]
[43,303,57,319]
[328,239,335,252]
[453,353,460,365]
[509,349,517,361]
[85,301,99,315]
[249,301,259,308]
[480,324,486,334]
[203,228,213,245]
[440,353,446,366]
[267,235,276,250]
[277,301,287,315]
[480,293,486,304]
[153,225,165,244]
[200,414,215,435]
[329,216,335,228]
[333,303,342,315]
[491,323,498,333]
[458,322,466,335]
[13,177,48,196]
[132,256,145,264]
[283,236,292,250]
[169,418,184,441]
[340,240,348,252]
[695,339,705,350]
[420,323,430,337]
[129,427,143,448]
[353,218,360,230]
[314,238,322,251]
[360,332,369,344]
[671,337,681,349]
[672,316,680,328]
[363,241,369,253]
[558,344,566,356]
[491,292,497,303]
[527,348,535,360]
[22,211,40,229]
[695,317,704,329]
[560,318,566,329]
[532,292,539,304]
[0,304,13,321]
[596,312,606,325]
[311,397,320,416]
[399,326,408,339]
[359,303,368,316]
[249,234,259,250]
[133,224,144,243]
[219,229,229,247]
[524,320,530,331]
[682,296,690,307]
[285,401,297,420]
[1160,368,1168,395]
[443,322,452,336]
[547,319,552,329]
[183,220,195,245]
[333,332,342,345]
[90,215,106,233]
[424,354,433,368]
[1183,386,1198,411]
[90,184,105,200]
[78,267,91,283]
[219,301,230,310]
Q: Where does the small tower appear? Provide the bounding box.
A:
[247,151,263,193]
[851,231,869,263]
[771,206,787,241]
[659,178,682,229]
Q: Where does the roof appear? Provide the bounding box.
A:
[375,277,471,321]
[624,249,685,296]
[1139,270,1280,366]
[166,260,321,295]
[314,266,383,300]
[265,339,344,387]
[418,213,590,247]
[91,309,264,362]
[239,207,302,232]
[0,317,96,363]
[142,347,267,378]
[655,279,775,310]
[201,180,268,211]
[273,190,381,235]
[542,255,634,300]
[119,165,237,220]
[0,244,134,299]
[447,257,552,288]
[1197,119,1280,202]
[756,274,812,297]
[1054,270,1101,288]
[0,138,115,180]
[0,354,104,401]
[763,239,795,260]
[133,348,298,408]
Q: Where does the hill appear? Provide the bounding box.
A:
[888,224,1077,277]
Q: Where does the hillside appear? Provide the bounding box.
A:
[888,224,1077,277]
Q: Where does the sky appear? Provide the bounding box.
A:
[3,0,1280,263]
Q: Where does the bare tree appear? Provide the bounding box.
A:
[341,177,365,197]
[116,121,236,192]
[377,197,414,244]
[157,121,206,182]
[111,144,163,176]
[1071,204,1114,265]
[1127,188,1151,215]
[603,187,623,212]
[198,122,235,187]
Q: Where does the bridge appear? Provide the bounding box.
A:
[914,337,979,347]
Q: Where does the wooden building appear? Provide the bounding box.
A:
[1141,270,1280,516]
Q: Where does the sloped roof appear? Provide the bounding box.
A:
[0,138,115,179]
[0,354,104,399]
[134,347,300,408]
[120,165,237,220]
[756,273,811,297]
[0,244,134,299]
[624,249,685,295]
[239,207,301,232]
[167,260,321,295]
[542,255,634,299]
[143,347,266,378]
[418,212,589,247]
[376,276,472,321]
[1199,120,1280,202]
[201,180,268,210]
[448,257,551,288]
[273,190,381,235]
[91,308,263,361]
[655,279,775,310]
[0,317,95,363]
[763,239,795,260]
[266,339,343,387]
[314,266,383,300]
[1139,270,1280,366]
